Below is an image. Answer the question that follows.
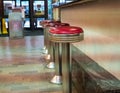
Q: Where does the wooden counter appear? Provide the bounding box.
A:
[59,0,120,92]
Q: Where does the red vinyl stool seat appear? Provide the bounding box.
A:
[49,26,84,93]
[49,26,83,42]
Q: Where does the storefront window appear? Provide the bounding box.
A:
[59,0,66,5]
[21,1,29,15]
[56,0,78,5]
[33,1,45,16]
[3,1,15,15]
[48,0,52,19]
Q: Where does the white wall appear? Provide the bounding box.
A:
[61,0,120,80]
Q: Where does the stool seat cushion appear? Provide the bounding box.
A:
[54,23,70,27]
[50,26,83,34]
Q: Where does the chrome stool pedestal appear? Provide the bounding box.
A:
[50,75,62,84]
[50,42,62,84]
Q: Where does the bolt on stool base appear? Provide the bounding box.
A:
[50,75,62,84]
[42,50,48,54]
[46,62,55,69]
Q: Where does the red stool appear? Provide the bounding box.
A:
[40,20,53,54]
[40,20,61,54]
[43,22,64,69]
[49,26,84,92]
[46,23,70,69]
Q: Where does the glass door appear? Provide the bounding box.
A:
[2,0,15,35]
[21,0,48,31]
[21,0,30,28]
[33,0,46,28]
[1,0,48,33]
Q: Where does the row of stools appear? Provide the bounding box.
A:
[40,20,84,93]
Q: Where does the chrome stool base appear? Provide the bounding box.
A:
[46,62,55,69]
[50,75,62,84]
[42,46,46,50]
[42,49,48,54]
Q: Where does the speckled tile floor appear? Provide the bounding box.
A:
[0,36,62,93]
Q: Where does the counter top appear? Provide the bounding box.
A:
[72,30,120,80]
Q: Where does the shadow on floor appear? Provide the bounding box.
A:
[24,28,44,36]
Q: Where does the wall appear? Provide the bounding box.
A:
[61,0,120,80]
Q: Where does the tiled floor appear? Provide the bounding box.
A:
[0,36,62,93]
